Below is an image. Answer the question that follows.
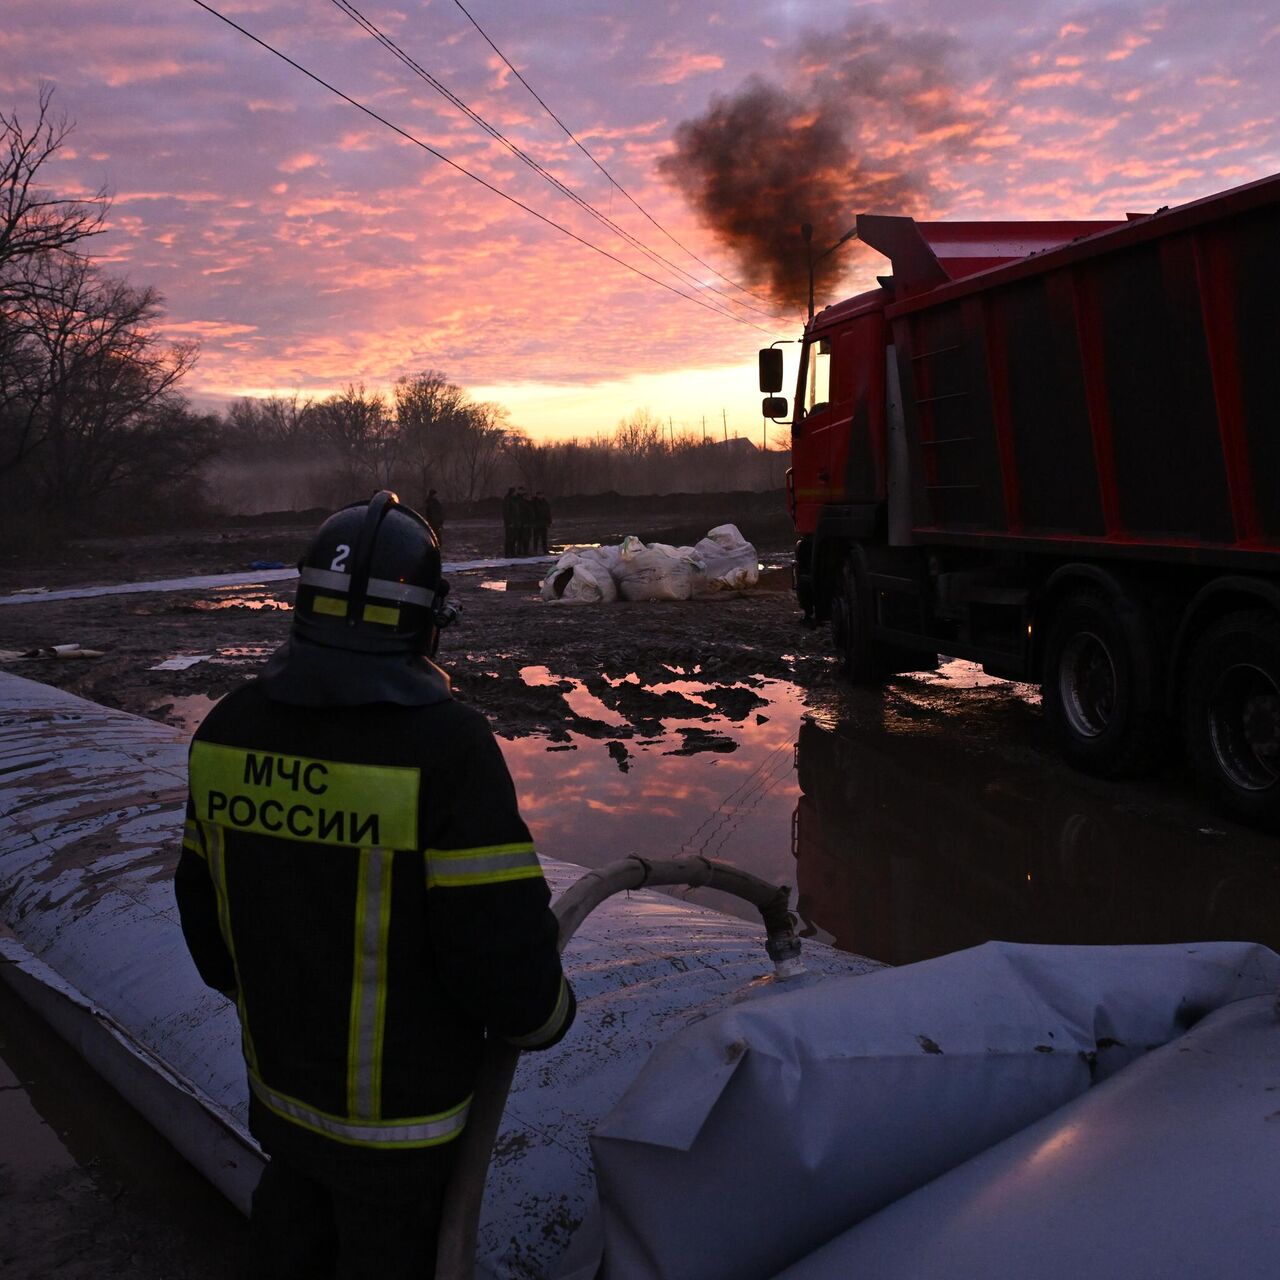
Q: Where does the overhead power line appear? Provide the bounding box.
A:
[189,0,775,334]
[328,0,785,323]
[452,0,776,308]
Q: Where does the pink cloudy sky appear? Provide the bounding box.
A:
[3,0,1276,439]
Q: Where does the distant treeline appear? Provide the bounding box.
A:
[0,92,785,539]
[209,383,788,519]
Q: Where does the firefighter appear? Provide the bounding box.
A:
[531,492,551,556]
[423,488,444,542]
[501,486,518,556]
[514,486,533,556]
[175,491,574,1280]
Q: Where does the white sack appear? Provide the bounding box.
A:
[0,672,876,1280]
[540,553,618,604]
[693,522,759,594]
[615,547,695,601]
[645,541,699,560]
[579,545,623,576]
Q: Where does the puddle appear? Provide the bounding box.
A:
[790,703,1280,965]
[502,676,811,926]
[479,581,507,592]
[186,595,290,612]
[507,659,1280,964]
[0,978,249,1270]
[911,657,1042,696]
[142,657,1280,969]
[148,693,219,733]
[209,645,274,664]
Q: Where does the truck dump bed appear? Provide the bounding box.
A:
[867,172,1280,566]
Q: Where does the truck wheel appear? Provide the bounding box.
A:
[1184,611,1280,830]
[831,555,879,684]
[1042,589,1163,777]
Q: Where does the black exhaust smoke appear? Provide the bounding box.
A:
[659,19,978,311]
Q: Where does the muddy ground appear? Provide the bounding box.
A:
[0,508,827,746]
[0,503,822,1279]
[7,503,1280,1278]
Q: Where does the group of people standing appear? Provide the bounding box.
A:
[502,486,551,557]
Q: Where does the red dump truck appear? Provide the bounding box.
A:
[761,172,1280,827]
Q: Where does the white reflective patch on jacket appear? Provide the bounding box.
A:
[250,1072,471,1148]
[424,841,542,888]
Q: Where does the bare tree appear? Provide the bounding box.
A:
[393,370,471,506]
[1,89,115,478]
[0,87,108,304]
[442,401,509,502]
[224,392,313,448]
[30,269,201,517]
[614,408,664,459]
[312,383,396,493]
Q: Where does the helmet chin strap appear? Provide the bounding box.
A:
[426,581,461,657]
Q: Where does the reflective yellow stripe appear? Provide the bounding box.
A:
[312,593,348,618]
[182,817,205,858]
[248,1071,470,1149]
[347,848,393,1120]
[312,594,400,626]
[362,603,400,627]
[202,821,259,1072]
[507,976,571,1049]
[190,742,419,850]
[424,842,543,888]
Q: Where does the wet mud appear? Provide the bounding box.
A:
[0,979,248,1279]
[5,507,1280,1276]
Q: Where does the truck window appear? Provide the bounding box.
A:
[802,337,832,417]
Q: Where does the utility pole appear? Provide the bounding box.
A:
[722,407,728,443]
[701,414,706,444]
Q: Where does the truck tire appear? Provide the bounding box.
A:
[1184,610,1280,831]
[831,555,879,684]
[1041,588,1164,777]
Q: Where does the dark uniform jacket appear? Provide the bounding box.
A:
[175,678,573,1171]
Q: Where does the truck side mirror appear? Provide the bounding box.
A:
[759,348,784,393]
[762,396,788,420]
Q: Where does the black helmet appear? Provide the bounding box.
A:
[294,491,450,656]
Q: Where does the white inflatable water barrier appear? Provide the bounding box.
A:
[6,670,1279,1279]
[0,672,873,1278]
[0,555,558,606]
[774,988,1280,1279]
[574,940,1280,1278]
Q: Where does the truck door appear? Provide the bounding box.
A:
[792,313,887,529]
[792,334,835,534]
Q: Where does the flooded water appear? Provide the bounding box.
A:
[187,592,291,611]
[504,660,1280,963]
[504,668,806,924]
[143,657,1280,964]
[0,978,248,1274]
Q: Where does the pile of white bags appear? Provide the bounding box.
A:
[540,524,759,604]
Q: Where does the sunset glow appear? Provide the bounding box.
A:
[4,0,1276,438]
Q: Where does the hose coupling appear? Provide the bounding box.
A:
[765,927,805,980]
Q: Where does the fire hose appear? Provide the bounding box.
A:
[435,854,806,1279]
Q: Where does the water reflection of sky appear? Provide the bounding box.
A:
[501,675,809,926]
[152,656,1280,968]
